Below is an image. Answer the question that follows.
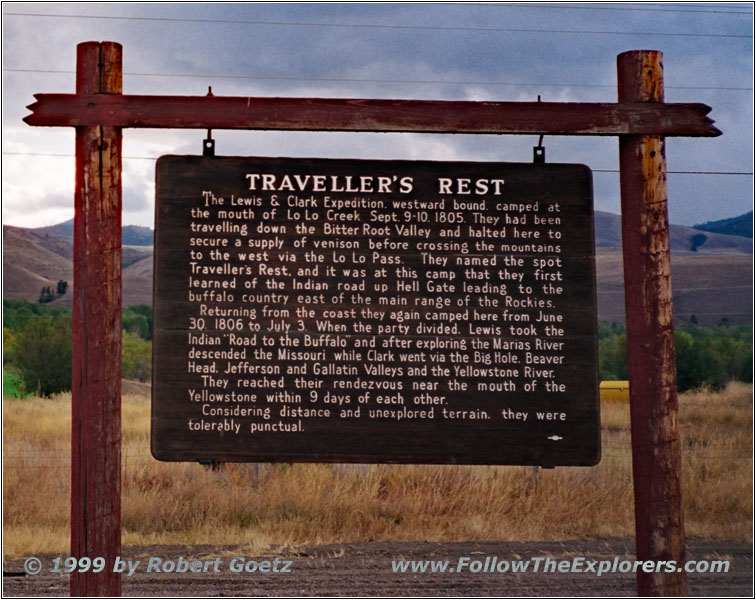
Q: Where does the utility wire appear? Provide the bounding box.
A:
[4,152,752,176]
[601,311,754,316]
[619,2,753,12]
[603,285,755,292]
[3,12,751,39]
[4,68,751,92]
[593,169,754,176]
[493,3,753,15]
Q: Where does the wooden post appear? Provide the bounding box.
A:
[71,41,123,597]
[21,42,719,597]
[618,50,686,595]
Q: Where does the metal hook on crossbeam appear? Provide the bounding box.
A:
[203,86,215,156]
[533,95,545,163]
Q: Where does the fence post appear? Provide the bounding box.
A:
[617,50,687,596]
[71,41,123,597]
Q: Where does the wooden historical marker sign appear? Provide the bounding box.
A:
[152,156,599,465]
[27,43,718,595]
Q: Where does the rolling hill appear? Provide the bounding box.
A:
[2,224,152,309]
[595,250,752,326]
[35,219,155,246]
[594,211,752,253]
[2,226,73,304]
[693,211,753,239]
[3,212,752,325]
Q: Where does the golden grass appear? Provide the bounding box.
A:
[3,384,752,557]
[678,382,753,540]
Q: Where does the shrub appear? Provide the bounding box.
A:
[9,315,72,396]
[597,321,752,392]
[3,368,26,398]
[122,330,152,382]
[123,305,153,340]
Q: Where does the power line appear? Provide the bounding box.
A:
[3,152,155,160]
[3,153,753,177]
[639,2,753,12]
[4,68,751,92]
[3,12,751,39]
[506,3,752,15]
[601,311,754,316]
[598,288,753,294]
[593,169,754,176]
[3,152,753,177]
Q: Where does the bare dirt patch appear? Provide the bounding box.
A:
[121,378,151,396]
[3,539,751,597]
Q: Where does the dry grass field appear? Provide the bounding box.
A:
[3,383,752,558]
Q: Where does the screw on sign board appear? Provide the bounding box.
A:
[151,156,599,465]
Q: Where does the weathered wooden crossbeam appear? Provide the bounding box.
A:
[25,94,720,136]
[22,40,717,597]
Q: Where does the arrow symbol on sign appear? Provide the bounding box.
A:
[547,435,563,441]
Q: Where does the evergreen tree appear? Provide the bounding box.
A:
[38,286,55,303]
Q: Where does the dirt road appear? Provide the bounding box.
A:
[3,539,752,596]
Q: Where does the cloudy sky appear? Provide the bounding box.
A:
[2,2,752,229]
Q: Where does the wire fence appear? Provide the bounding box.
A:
[4,442,753,470]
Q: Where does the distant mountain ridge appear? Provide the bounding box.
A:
[30,211,754,253]
[594,211,751,253]
[693,211,753,239]
[3,224,152,308]
[36,219,154,246]
[3,212,752,324]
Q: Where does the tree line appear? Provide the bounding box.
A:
[3,299,752,397]
[599,320,752,391]
[3,300,152,396]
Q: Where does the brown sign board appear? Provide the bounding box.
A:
[152,156,599,465]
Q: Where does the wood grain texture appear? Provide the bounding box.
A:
[71,41,123,598]
[25,94,721,136]
[618,50,686,596]
[152,157,600,466]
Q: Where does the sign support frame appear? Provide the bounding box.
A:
[618,50,687,596]
[70,41,123,597]
[24,41,720,597]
